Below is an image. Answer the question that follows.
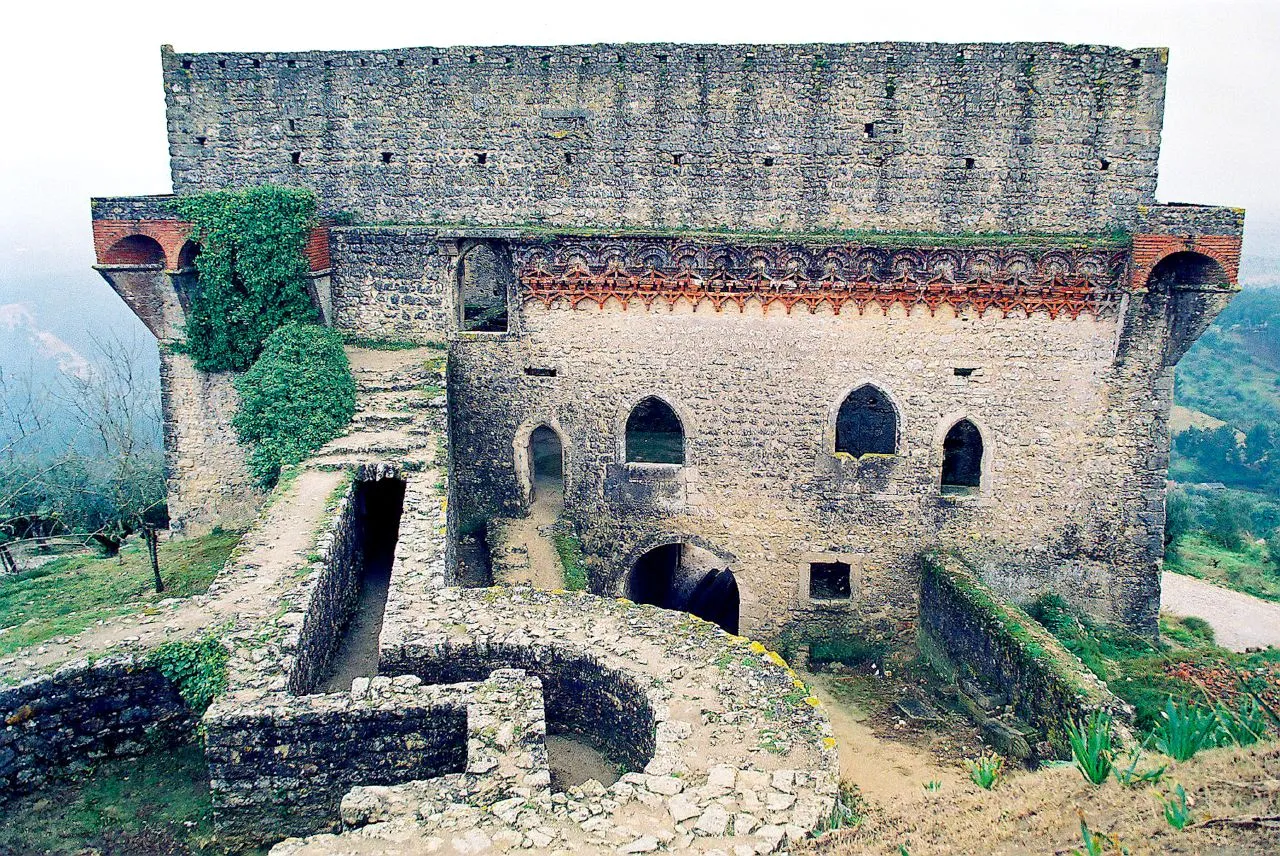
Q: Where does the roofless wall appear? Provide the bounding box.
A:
[162,42,1166,234]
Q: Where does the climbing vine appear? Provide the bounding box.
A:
[233,323,355,488]
[171,186,319,372]
[145,633,229,715]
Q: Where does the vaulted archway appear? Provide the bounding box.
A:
[625,542,739,634]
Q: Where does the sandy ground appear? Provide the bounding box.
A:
[1162,571,1280,651]
[544,734,620,792]
[495,484,564,590]
[320,569,390,693]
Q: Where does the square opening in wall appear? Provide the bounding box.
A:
[524,367,557,377]
[809,561,851,600]
[953,367,979,377]
[476,152,487,165]
[291,151,302,165]
[382,151,394,164]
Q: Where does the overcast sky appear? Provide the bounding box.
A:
[2,0,1277,286]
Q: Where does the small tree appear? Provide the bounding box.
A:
[233,324,355,488]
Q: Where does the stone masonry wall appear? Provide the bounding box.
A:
[0,656,192,798]
[448,295,1164,640]
[163,42,1165,234]
[160,350,261,535]
[330,227,456,339]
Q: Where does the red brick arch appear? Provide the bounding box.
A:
[1130,234,1241,290]
[93,220,194,271]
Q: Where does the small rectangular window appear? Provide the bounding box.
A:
[290,151,302,165]
[524,367,557,377]
[953,367,978,377]
[810,562,851,600]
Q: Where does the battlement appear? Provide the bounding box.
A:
[163,41,1168,235]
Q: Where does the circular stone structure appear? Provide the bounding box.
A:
[276,586,841,855]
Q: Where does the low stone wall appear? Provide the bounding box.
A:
[287,474,361,695]
[205,680,470,841]
[0,655,192,798]
[383,640,656,773]
[919,551,1131,757]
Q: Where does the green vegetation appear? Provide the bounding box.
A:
[1162,784,1192,830]
[0,742,216,855]
[0,531,240,657]
[1164,530,1280,603]
[552,527,587,591]
[817,782,866,833]
[1067,710,1115,785]
[172,186,320,372]
[1154,699,1219,761]
[145,633,229,715]
[965,752,1005,789]
[775,625,888,669]
[1028,594,1280,741]
[233,324,356,487]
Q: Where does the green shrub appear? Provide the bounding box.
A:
[172,186,319,372]
[1215,698,1269,746]
[1162,784,1192,830]
[234,324,355,487]
[965,752,1004,789]
[145,633,229,715]
[1154,699,1219,761]
[1067,710,1114,785]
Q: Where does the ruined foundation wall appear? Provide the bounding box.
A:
[160,350,261,535]
[0,656,193,798]
[163,42,1164,234]
[448,300,1162,639]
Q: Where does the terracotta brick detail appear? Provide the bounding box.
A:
[1131,233,1241,289]
[93,219,330,273]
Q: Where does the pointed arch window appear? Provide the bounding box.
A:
[625,397,684,464]
[941,419,983,494]
[835,384,897,456]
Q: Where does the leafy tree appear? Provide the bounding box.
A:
[233,324,355,488]
[172,186,319,372]
[1206,491,1251,551]
[1165,489,1192,547]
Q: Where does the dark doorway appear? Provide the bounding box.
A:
[835,385,897,456]
[320,478,405,692]
[625,397,684,464]
[458,242,509,332]
[625,543,739,634]
[1146,251,1230,290]
[529,425,564,500]
[941,419,983,494]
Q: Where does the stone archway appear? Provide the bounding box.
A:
[528,425,564,506]
[626,542,739,634]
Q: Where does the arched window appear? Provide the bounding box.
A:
[625,397,684,464]
[458,242,509,332]
[941,419,983,494]
[102,234,165,266]
[1146,251,1230,291]
[835,384,897,456]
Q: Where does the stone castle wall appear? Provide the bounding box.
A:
[162,42,1165,234]
[448,290,1168,638]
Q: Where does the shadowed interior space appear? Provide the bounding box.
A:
[320,477,405,693]
[941,419,983,495]
[626,542,740,634]
[624,397,685,464]
[529,425,564,503]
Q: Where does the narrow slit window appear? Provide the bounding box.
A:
[291,151,302,165]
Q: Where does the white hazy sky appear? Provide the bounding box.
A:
[1,0,1278,284]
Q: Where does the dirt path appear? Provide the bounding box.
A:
[0,469,343,682]
[804,672,964,806]
[496,485,564,589]
[1161,570,1280,651]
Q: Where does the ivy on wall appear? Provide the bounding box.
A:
[233,324,356,488]
[171,186,319,372]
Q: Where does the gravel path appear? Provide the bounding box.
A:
[1161,571,1280,651]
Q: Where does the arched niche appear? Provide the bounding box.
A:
[834,383,899,456]
[624,396,685,465]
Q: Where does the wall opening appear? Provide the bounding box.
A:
[624,397,684,464]
[809,561,851,600]
[835,384,897,456]
[319,478,406,693]
[626,543,739,634]
[1146,251,1230,291]
[941,419,983,494]
[456,521,494,588]
[528,425,564,505]
[457,241,510,332]
[102,234,165,267]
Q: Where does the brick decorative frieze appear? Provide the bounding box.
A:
[516,238,1132,319]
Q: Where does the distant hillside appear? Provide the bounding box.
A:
[1172,287,1280,497]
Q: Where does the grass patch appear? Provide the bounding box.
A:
[0,531,241,658]
[0,742,219,855]
[552,528,587,591]
[1165,532,1280,603]
[1028,594,1280,736]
